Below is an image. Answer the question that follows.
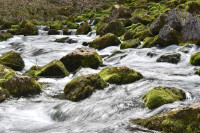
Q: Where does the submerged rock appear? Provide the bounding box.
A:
[27,60,69,78]
[142,86,186,109]
[60,48,102,72]
[0,64,14,79]
[0,51,25,71]
[64,74,108,102]
[1,74,41,97]
[0,87,9,102]
[89,33,121,50]
[98,66,143,84]
[156,53,181,64]
[0,33,13,42]
[76,22,91,35]
[120,39,141,49]
[131,103,200,132]
[190,52,200,66]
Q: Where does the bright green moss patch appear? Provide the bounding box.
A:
[0,33,13,42]
[98,66,143,84]
[50,20,63,30]
[0,51,25,71]
[0,64,14,79]
[89,33,121,50]
[67,22,79,29]
[120,39,141,49]
[24,21,38,35]
[64,74,108,102]
[142,86,186,109]
[142,36,158,48]
[76,22,91,35]
[190,52,200,66]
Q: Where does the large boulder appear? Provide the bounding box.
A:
[27,60,69,78]
[0,33,13,42]
[120,39,141,49]
[89,33,121,50]
[131,103,200,132]
[0,51,25,71]
[98,66,143,84]
[60,48,102,72]
[156,53,181,64]
[190,52,200,66]
[0,87,9,102]
[108,5,132,22]
[142,86,186,109]
[76,22,91,35]
[23,21,39,36]
[1,74,41,97]
[64,74,108,101]
[0,64,14,79]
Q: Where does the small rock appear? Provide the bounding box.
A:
[156,53,181,64]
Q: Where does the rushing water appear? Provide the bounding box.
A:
[0,26,200,133]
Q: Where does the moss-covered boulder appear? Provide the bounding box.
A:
[64,74,108,101]
[0,64,14,79]
[67,22,79,29]
[89,33,121,50]
[63,26,70,35]
[1,74,41,97]
[60,48,102,72]
[0,33,13,42]
[156,53,181,64]
[0,87,10,102]
[115,18,132,27]
[142,36,158,48]
[76,22,91,35]
[123,30,135,40]
[27,60,69,78]
[48,29,60,35]
[195,68,200,76]
[98,66,143,84]
[97,20,125,37]
[50,20,63,30]
[131,103,200,132]
[120,39,141,49]
[7,28,23,35]
[0,51,25,71]
[190,52,200,66]
[23,21,38,36]
[185,1,200,15]
[142,86,186,109]
[132,15,154,25]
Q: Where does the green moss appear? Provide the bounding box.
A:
[48,29,60,35]
[64,74,108,101]
[50,20,63,30]
[11,25,20,29]
[0,87,10,102]
[195,68,200,76]
[142,36,158,48]
[190,52,200,66]
[89,33,121,50]
[23,21,38,36]
[76,22,91,35]
[185,1,200,15]
[120,39,141,49]
[98,66,143,84]
[7,28,23,35]
[67,22,79,29]
[0,33,13,42]
[63,26,70,35]
[142,86,186,109]
[0,64,14,79]
[0,51,25,71]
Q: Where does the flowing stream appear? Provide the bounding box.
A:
[0,26,200,133]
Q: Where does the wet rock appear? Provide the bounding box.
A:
[108,5,132,22]
[89,33,121,50]
[82,42,89,46]
[120,39,141,49]
[48,29,60,35]
[98,66,143,84]
[150,13,168,35]
[131,103,200,132]
[147,52,158,58]
[0,64,14,79]
[178,44,193,53]
[0,51,25,71]
[27,60,69,78]
[76,22,91,35]
[50,20,62,30]
[156,53,181,64]
[63,26,70,35]
[190,52,200,66]
[64,74,108,102]
[54,37,77,44]
[142,86,186,109]
[60,48,102,72]
[0,87,9,102]
[1,74,41,97]
[0,33,13,42]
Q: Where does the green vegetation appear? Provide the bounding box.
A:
[190,52,200,66]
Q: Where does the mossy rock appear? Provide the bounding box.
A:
[50,20,63,30]
[0,87,10,102]
[23,21,38,35]
[27,60,69,78]
[48,29,60,35]
[98,66,143,84]
[1,74,41,98]
[122,30,135,41]
[190,52,200,66]
[67,22,79,29]
[185,1,200,15]
[120,39,141,49]
[0,51,25,71]
[7,28,23,35]
[156,53,181,64]
[0,64,14,79]
[195,68,200,76]
[131,103,200,132]
[89,33,121,50]
[133,15,154,25]
[76,22,91,35]
[115,18,132,27]
[63,26,70,35]
[142,36,158,48]
[54,37,69,43]
[60,48,102,72]
[64,74,108,102]
[0,33,13,42]
[142,86,186,109]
